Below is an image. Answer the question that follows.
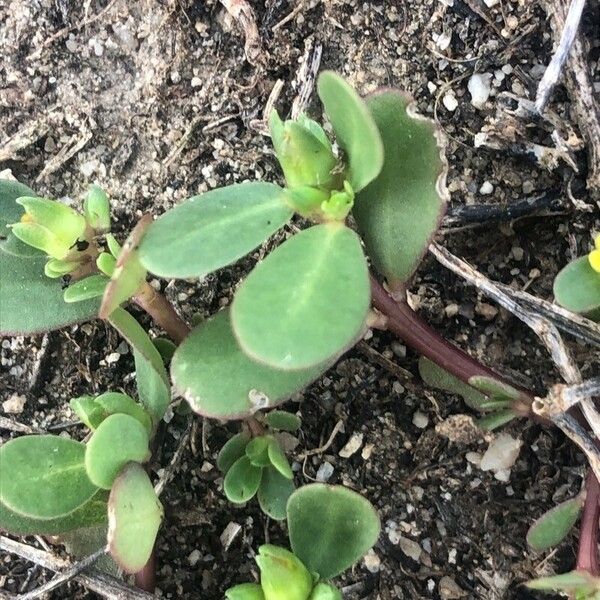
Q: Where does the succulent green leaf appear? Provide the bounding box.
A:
[554,257,600,319]
[58,524,120,576]
[223,456,262,504]
[70,395,106,429]
[0,492,107,536]
[287,484,380,579]
[419,357,493,411]
[257,466,295,521]
[265,410,301,432]
[317,71,383,192]
[85,414,150,490]
[0,435,98,519]
[64,274,109,303]
[96,252,116,277]
[83,185,111,232]
[45,258,78,278]
[108,462,163,574]
[256,545,313,600]
[246,436,272,467]
[95,392,153,435]
[269,110,337,190]
[218,431,251,473]
[526,495,584,551]
[353,90,448,284]
[225,583,266,600]
[526,571,600,593]
[477,409,516,431]
[153,337,176,364]
[231,223,370,370]
[171,309,330,419]
[108,308,170,422]
[267,438,293,479]
[468,376,522,401]
[309,583,343,600]
[100,215,150,319]
[0,180,99,335]
[139,183,292,279]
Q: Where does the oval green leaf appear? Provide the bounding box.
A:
[257,466,295,521]
[477,409,516,431]
[0,180,99,335]
[64,274,109,303]
[223,456,262,504]
[70,395,106,430]
[108,462,163,573]
[316,71,383,192]
[226,583,265,600]
[554,256,600,319]
[95,392,153,435]
[287,483,380,579]
[246,436,272,467]
[0,435,98,519]
[265,410,302,432]
[0,492,107,536]
[267,438,293,479]
[138,182,292,279]
[85,414,150,490]
[468,375,522,402]
[526,495,584,551]
[353,90,448,284]
[231,223,370,370]
[217,431,251,473]
[108,308,170,422]
[171,309,330,419]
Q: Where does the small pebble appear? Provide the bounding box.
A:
[363,549,381,573]
[412,411,429,429]
[339,432,364,458]
[316,462,334,482]
[468,73,492,109]
[479,181,493,195]
[188,549,201,566]
[2,394,26,414]
[399,537,422,561]
[106,352,120,364]
[443,92,458,112]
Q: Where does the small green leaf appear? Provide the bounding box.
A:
[526,495,584,551]
[108,462,163,574]
[83,185,111,232]
[246,436,272,467]
[309,583,343,600]
[94,392,153,435]
[59,524,120,576]
[267,438,293,479]
[256,545,314,600]
[554,256,600,319]
[85,414,150,490]
[0,492,107,536]
[223,456,262,504]
[153,338,176,364]
[257,466,295,521]
[231,223,370,370]
[64,274,109,303]
[288,484,380,579]
[108,308,170,422]
[100,215,150,319]
[0,180,100,335]
[353,90,448,284]
[218,431,251,473]
[171,309,330,419]
[526,570,600,593]
[139,183,293,279]
[225,583,265,600]
[265,410,301,432]
[0,435,98,519]
[418,357,488,411]
[70,395,106,429]
[317,71,383,192]
[477,409,516,431]
[468,376,522,401]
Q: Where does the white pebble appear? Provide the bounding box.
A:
[480,433,522,473]
[339,432,364,458]
[2,394,26,414]
[363,549,381,573]
[468,73,492,109]
[187,549,201,566]
[479,181,494,195]
[412,411,429,429]
[105,352,120,364]
[316,462,334,482]
[443,92,458,112]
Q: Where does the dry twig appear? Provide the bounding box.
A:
[219,0,263,65]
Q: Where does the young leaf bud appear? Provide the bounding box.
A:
[44,258,79,278]
[11,197,86,260]
[225,583,266,600]
[269,110,337,190]
[320,180,355,221]
[309,583,343,600]
[256,545,313,600]
[285,186,330,217]
[84,185,111,232]
[97,252,117,277]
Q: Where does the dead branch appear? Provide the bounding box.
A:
[219,0,263,65]
[0,537,154,600]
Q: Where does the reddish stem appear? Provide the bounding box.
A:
[134,549,157,592]
[369,276,535,415]
[577,471,600,575]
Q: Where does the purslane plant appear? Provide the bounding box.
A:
[1,71,591,594]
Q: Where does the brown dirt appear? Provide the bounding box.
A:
[1,0,600,598]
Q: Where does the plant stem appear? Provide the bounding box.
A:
[369,276,535,416]
[133,282,190,345]
[577,470,600,575]
[134,549,157,593]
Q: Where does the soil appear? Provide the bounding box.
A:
[1,0,600,599]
